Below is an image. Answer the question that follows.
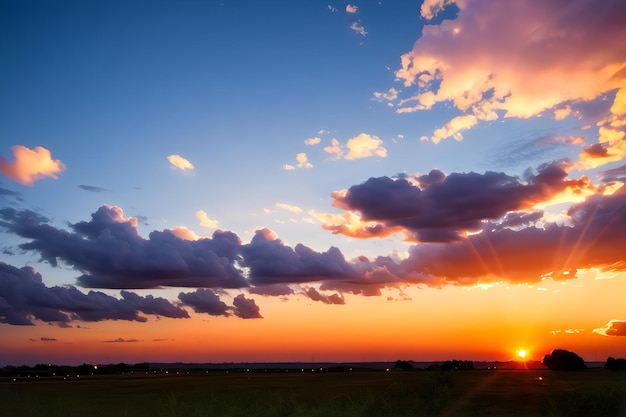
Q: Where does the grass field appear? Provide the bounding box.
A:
[2,369,625,416]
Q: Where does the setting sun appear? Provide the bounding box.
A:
[517,349,527,359]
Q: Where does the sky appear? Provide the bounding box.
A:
[1,0,625,366]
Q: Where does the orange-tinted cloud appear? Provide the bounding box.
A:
[593,320,626,336]
[327,161,593,242]
[196,210,219,229]
[345,133,387,160]
[394,0,626,142]
[578,87,626,169]
[0,145,65,186]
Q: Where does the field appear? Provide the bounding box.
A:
[2,368,625,416]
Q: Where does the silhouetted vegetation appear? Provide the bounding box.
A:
[394,360,414,371]
[542,349,586,370]
[604,356,626,371]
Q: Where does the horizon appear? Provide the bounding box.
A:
[1,0,626,367]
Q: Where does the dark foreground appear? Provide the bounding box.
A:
[2,369,625,417]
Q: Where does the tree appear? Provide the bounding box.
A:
[604,357,626,371]
[542,349,586,370]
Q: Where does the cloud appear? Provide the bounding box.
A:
[593,320,626,336]
[303,287,345,305]
[327,4,338,13]
[284,153,313,170]
[0,205,248,289]
[345,133,387,160]
[420,0,459,20]
[40,337,57,341]
[349,21,367,37]
[394,0,626,142]
[346,4,358,13]
[241,228,357,285]
[104,338,141,343]
[304,137,321,145]
[0,145,65,186]
[232,294,262,319]
[276,203,302,213]
[323,138,344,159]
[373,87,398,103]
[178,288,230,316]
[578,87,626,169]
[78,184,105,193]
[598,163,626,183]
[166,154,194,171]
[0,186,22,203]
[328,160,593,242]
[196,210,219,229]
[0,262,189,326]
[1,175,624,304]
[397,184,626,284]
[170,226,199,241]
[248,283,294,297]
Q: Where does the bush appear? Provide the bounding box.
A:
[543,349,586,370]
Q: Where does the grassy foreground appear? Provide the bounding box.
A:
[1,369,625,417]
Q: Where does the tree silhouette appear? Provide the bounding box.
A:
[542,349,586,370]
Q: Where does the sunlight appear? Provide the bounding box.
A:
[517,349,527,359]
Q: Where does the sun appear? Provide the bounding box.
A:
[517,349,527,359]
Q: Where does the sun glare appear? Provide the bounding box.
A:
[517,349,527,359]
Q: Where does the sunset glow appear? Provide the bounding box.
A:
[1,0,625,367]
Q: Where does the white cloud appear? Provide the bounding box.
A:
[346,4,358,13]
[167,154,194,171]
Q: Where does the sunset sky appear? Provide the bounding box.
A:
[1,0,626,366]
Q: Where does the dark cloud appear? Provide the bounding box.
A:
[581,143,609,159]
[330,160,591,242]
[241,229,357,285]
[78,184,106,192]
[303,287,345,305]
[0,205,248,289]
[397,185,626,284]
[104,338,141,343]
[598,163,626,183]
[178,288,230,316]
[40,337,57,341]
[232,294,262,319]
[248,283,295,296]
[0,186,23,202]
[490,134,583,168]
[0,262,188,326]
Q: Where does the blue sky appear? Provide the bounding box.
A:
[1,0,625,365]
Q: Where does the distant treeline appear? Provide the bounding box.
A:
[2,354,625,377]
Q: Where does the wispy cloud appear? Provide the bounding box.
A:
[78,184,106,193]
[276,203,302,213]
[350,21,367,37]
